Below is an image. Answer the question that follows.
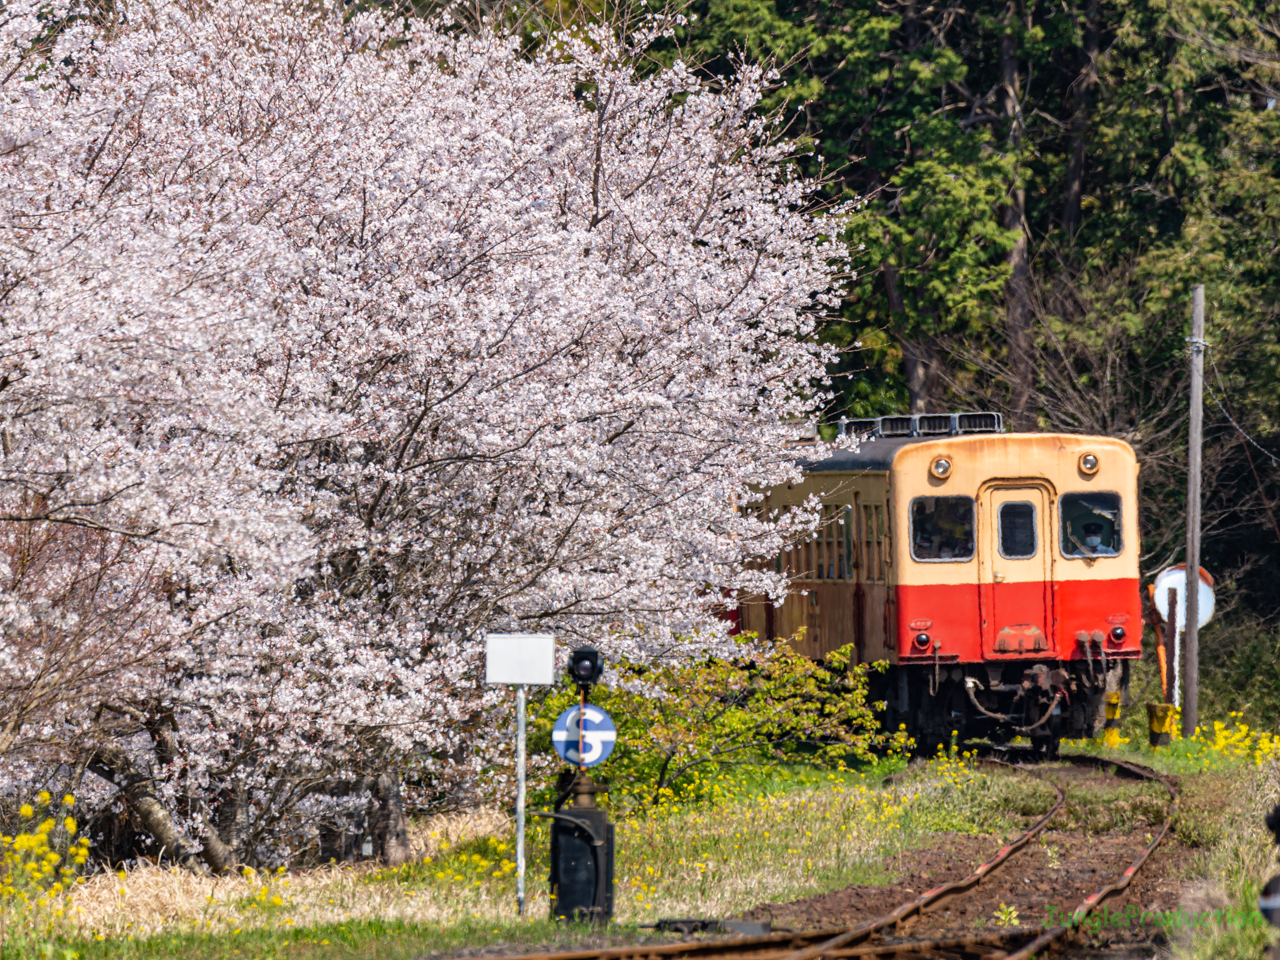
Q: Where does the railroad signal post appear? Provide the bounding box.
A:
[538,647,616,924]
[485,633,556,917]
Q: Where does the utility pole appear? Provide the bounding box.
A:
[1183,285,1205,739]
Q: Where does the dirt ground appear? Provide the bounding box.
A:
[737,761,1196,956]
[741,827,1194,957]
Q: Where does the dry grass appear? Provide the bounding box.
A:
[69,806,518,938]
[68,859,543,939]
[65,772,919,939]
[1176,762,1280,959]
[406,806,510,859]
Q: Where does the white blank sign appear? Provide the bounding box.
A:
[485,633,556,685]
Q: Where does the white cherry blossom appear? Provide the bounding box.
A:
[0,0,845,863]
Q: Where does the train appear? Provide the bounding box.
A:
[737,413,1141,753]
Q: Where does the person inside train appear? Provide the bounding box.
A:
[911,496,975,560]
[1060,492,1121,557]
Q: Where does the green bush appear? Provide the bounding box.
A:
[527,637,908,811]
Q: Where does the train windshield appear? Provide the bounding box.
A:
[1060,492,1122,557]
[910,496,975,561]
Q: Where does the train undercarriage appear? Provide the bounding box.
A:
[873,658,1132,756]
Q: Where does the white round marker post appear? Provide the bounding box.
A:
[1152,566,1215,709]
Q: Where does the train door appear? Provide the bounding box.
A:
[979,484,1055,657]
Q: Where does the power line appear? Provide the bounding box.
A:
[1207,352,1280,467]
[1206,349,1280,548]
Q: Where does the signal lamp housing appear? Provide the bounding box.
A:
[568,647,604,690]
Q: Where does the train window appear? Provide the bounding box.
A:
[998,502,1037,558]
[910,496,975,562]
[1060,492,1122,557]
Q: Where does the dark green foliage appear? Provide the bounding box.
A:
[661,0,1280,633]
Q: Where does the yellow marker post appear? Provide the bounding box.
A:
[1146,702,1175,748]
[1102,692,1123,748]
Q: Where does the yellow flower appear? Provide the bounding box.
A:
[18,805,33,819]
[37,791,51,805]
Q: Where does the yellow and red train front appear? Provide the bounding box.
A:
[891,434,1142,666]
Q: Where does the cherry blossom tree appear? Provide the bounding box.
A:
[0,0,846,866]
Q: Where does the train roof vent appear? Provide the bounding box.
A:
[917,414,953,435]
[878,416,914,437]
[957,412,1003,434]
[836,412,1004,438]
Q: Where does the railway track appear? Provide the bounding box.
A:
[504,753,1178,960]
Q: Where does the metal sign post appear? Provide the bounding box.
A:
[485,633,555,918]
[515,682,527,913]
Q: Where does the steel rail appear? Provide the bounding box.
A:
[774,762,1064,960]
[674,927,1050,959]
[473,754,1176,960]
[497,762,1065,960]
[999,754,1179,960]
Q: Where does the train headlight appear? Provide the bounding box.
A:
[913,632,931,649]
[1079,452,1100,475]
[1110,626,1126,642]
[930,457,952,479]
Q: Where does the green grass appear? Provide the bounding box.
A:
[890,754,1059,842]
[1174,763,1280,959]
[16,755,1048,960]
[16,693,1280,960]
[1055,777,1168,836]
[1054,672,1280,959]
[54,916,627,960]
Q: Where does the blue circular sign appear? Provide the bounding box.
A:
[551,705,617,767]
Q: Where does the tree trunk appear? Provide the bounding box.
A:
[86,742,236,872]
[1003,217,1035,431]
[215,786,244,849]
[1061,0,1100,235]
[901,338,940,414]
[1000,1,1036,432]
[369,772,413,866]
[310,774,413,866]
[884,262,940,414]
